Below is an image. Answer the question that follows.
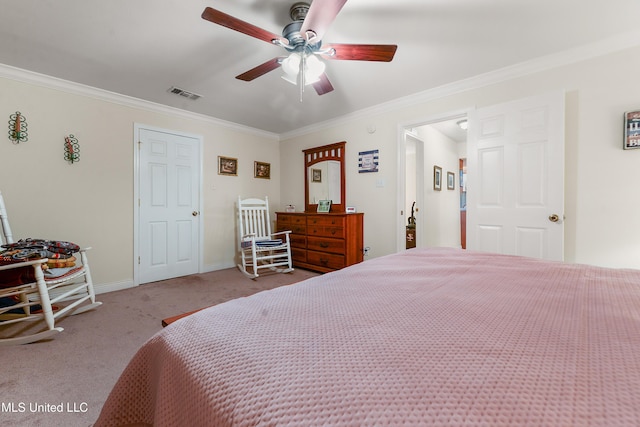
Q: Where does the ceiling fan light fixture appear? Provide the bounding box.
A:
[281,52,325,86]
[305,54,325,80]
[282,52,301,76]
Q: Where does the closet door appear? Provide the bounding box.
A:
[137,126,202,284]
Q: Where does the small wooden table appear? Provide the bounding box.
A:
[161,307,206,327]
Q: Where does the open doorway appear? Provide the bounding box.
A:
[398,114,468,252]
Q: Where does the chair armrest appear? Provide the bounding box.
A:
[271,230,292,236]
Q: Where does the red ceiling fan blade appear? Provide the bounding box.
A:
[202,7,287,45]
[300,0,348,42]
[321,44,397,62]
[236,57,286,81]
[313,73,334,95]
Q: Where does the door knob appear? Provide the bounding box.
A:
[548,214,560,223]
[192,211,199,217]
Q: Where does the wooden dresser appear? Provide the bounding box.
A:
[276,212,364,273]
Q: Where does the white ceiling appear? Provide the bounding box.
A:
[1,0,639,135]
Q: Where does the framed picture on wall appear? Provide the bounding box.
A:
[358,149,379,173]
[447,172,455,190]
[624,110,640,149]
[218,156,238,176]
[254,161,271,179]
[433,166,442,191]
[312,168,322,182]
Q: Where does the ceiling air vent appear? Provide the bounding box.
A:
[168,86,202,100]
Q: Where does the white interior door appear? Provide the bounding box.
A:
[466,91,565,260]
[137,126,201,284]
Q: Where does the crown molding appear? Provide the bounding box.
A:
[3,27,640,143]
[0,63,279,141]
[280,29,640,140]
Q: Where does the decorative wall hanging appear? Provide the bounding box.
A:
[624,110,640,149]
[358,149,379,173]
[433,166,442,191]
[218,156,238,176]
[254,161,271,179]
[8,111,28,143]
[447,172,455,190]
[64,134,80,164]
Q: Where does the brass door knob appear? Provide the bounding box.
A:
[548,214,560,223]
[192,211,199,217]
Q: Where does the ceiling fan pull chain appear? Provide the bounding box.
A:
[298,53,306,102]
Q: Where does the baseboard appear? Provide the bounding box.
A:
[202,261,235,273]
[94,280,135,295]
[91,265,235,296]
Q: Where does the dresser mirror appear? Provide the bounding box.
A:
[303,141,346,213]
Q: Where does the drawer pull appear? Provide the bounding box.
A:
[320,258,329,266]
[320,242,329,248]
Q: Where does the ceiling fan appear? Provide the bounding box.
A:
[201,0,397,100]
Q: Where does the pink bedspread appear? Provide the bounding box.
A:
[96,248,640,426]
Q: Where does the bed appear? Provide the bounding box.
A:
[95,247,640,426]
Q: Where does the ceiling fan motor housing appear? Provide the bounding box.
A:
[283,3,322,53]
[289,2,310,21]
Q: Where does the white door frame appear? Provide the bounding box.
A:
[133,123,204,286]
[396,109,470,252]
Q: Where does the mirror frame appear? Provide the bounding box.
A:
[303,141,346,213]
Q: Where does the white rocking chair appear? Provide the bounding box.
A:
[237,196,293,279]
[0,191,102,345]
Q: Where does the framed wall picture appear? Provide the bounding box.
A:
[254,161,271,179]
[447,171,455,190]
[312,168,322,182]
[358,149,379,173]
[624,110,640,149]
[317,199,332,213]
[218,156,238,176]
[433,166,442,191]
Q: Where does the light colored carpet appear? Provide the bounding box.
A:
[0,267,318,427]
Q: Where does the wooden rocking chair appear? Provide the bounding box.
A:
[237,196,293,279]
[0,191,101,345]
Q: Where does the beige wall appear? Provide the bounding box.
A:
[281,45,640,270]
[0,76,280,292]
[2,42,640,294]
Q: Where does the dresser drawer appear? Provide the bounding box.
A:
[291,247,307,263]
[307,215,345,227]
[308,225,345,238]
[291,224,307,234]
[278,214,307,226]
[307,250,345,270]
[290,234,307,248]
[307,236,345,255]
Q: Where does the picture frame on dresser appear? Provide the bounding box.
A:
[317,200,331,213]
